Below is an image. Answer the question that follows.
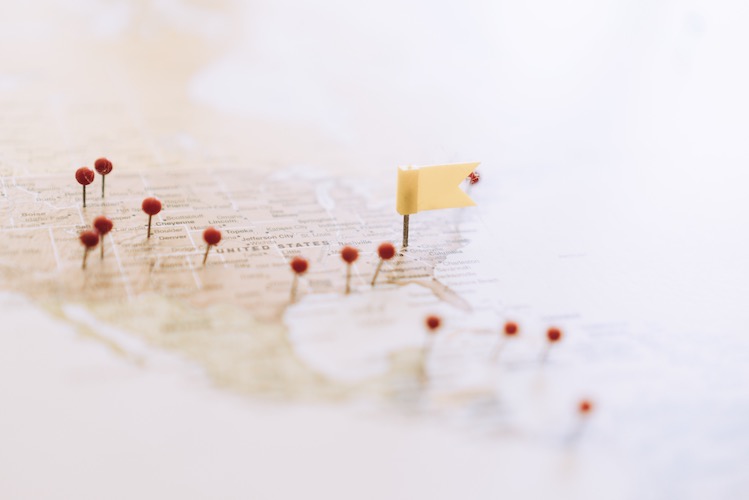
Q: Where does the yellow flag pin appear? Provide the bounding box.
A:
[396,162,479,248]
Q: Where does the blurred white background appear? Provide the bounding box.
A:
[1,1,748,499]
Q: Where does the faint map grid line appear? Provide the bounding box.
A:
[109,232,134,300]
[48,226,62,271]
[184,254,203,290]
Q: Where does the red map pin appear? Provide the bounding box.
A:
[94,157,113,198]
[541,326,563,363]
[93,216,113,260]
[371,242,396,287]
[202,227,222,266]
[75,167,95,208]
[493,320,520,361]
[568,398,595,443]
[289,256,309,302]
[141,197,162,239]
[340,246,359,294]
[79,229,99,270]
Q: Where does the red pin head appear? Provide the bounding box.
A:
[80,230,99,248]
[142,197,162,216]
[547,327,563,343]
[93,216,113,235]
[378,242,396,260]
[203,227,221,246]
[94,158,113,175]
[425,315,441,332]
[201,227,222,265]
[579,399,593,415]
[290,256,309,275]
[468,171,480,185]
[341,246,359,264]
[75,167,95,186]
[504,321,519,337]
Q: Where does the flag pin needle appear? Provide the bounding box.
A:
[141,197,162,239]
[396,162,479,248]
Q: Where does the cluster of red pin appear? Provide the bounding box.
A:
[75,157,113,208]
[73,158,115,266]
[288,241,399,302]
[78,215,114,269]
[94,158,113,197]
[425,314,594,425]
[74,159,227,269]
[75,167,95,208]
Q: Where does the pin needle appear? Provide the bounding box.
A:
[289,256,309,303]
[79,230,99,270]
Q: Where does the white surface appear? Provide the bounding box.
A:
[1,0,748,499]
[0,292,631,500]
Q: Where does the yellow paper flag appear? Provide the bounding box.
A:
[396,162,479,216]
